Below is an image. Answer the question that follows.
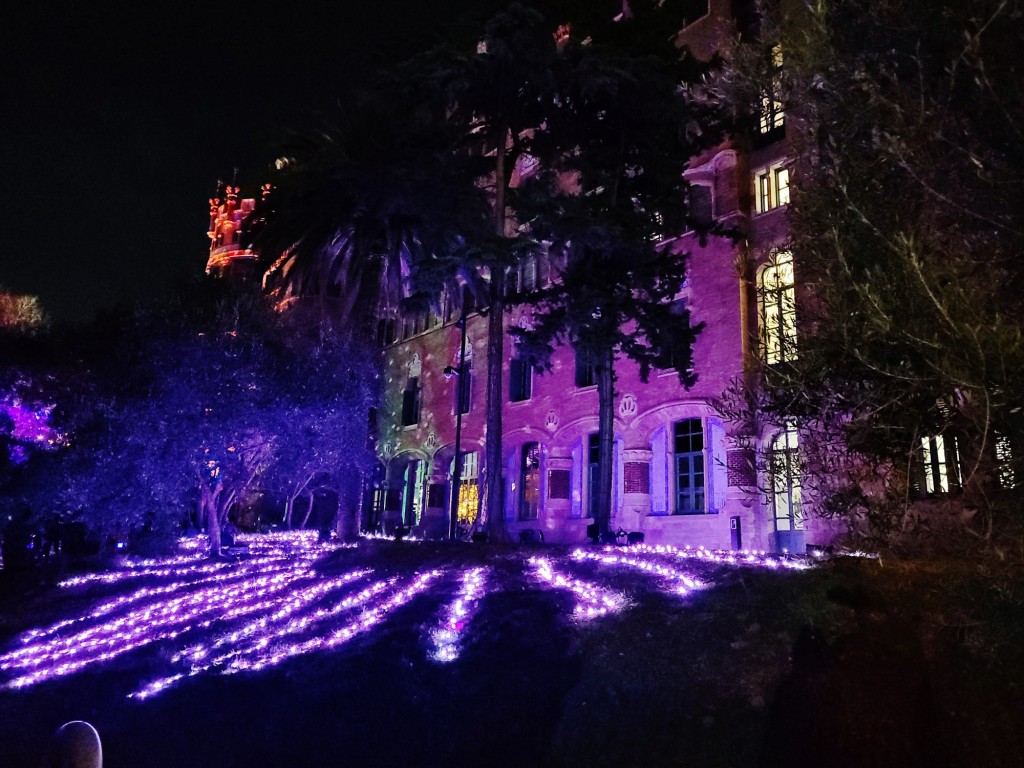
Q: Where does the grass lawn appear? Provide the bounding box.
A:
[1,534,1022,767]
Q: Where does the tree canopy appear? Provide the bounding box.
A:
[710,0,1024,551]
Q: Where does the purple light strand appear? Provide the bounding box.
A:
[222,569,442,676]
[528,557,624,620]
[3,566,314,688]
[624,543,813,571]
[131,568,382,699]
[170,568,373,665]
[428,567,489,663]
[570,548,706,596]
[24,558,315,645]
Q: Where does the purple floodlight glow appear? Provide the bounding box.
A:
[528,557,624,620]
[571,548,706,596]
[428,567,489,663]
[1,397,65,463]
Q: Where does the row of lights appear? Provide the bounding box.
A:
[571,548,706,596]
[4,565,316,688]
[528,557,624,620]
[623,543,813,570]
[428,567,489,663]
[132,571,397,699]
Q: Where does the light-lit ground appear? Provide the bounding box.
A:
[0,534,1019,768]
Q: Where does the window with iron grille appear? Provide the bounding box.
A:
[769,425,803,532]
[758,251,797,365]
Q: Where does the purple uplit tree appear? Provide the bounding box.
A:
[4,283,380,560]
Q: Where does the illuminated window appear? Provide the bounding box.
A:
[451,451,480,525]
[996,432,1017,489]
[759,44,785,135]
[674,419,705,514]
[758,251,797,364]
[755,163,790,213]
[402,459,425,526]
[769,425,802,532]
[919,434,961,494]
[520,443,540,520]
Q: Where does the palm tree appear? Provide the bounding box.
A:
[256,100,486,338]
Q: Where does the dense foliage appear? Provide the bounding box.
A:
[1,285,380,564]
[711,0,1024,553]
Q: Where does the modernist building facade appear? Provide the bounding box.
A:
[208,1,844,553]
[365,1,840,553]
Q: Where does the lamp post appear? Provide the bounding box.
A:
[446,310,469,540]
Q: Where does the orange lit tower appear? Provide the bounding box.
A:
[205,181,269,278]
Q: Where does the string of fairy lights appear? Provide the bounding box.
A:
[528,557,625,619]
[0,532,818,697]
[570,549,706,596]
[428,567,489,663]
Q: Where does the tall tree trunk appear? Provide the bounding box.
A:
[285,494,296,529]
[485,122,510,543]
[299,491,316,529]
[198,479,223,556]
[205,493,223,557]
[485,277,507,543]
[595,346,616,542]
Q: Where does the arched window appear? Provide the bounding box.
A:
[769,425,802,534]
[758,251,797,364]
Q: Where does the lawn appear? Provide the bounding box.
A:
[1,533,1021,767]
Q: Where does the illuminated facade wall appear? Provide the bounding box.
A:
[374,1,841,553]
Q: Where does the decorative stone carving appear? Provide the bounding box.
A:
[619,393,638,418]
[544,410,559,432]
[409,353,422,378]
[425,431,438,449]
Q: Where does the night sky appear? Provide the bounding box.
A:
[2,0,482,322]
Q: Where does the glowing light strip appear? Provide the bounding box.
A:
[59,532,352,588]
[132,580,392,699]
[428,567,489,663]
[571,549,705,596]
[223,570,442,675]
[360,531,421,542]
[21,559,313,645]
[58,554,289,588]
[171,568,373,665]
[528,557,623,620]
[123,553,207,569]
[624,543,813,571]
[3,568,313,687]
